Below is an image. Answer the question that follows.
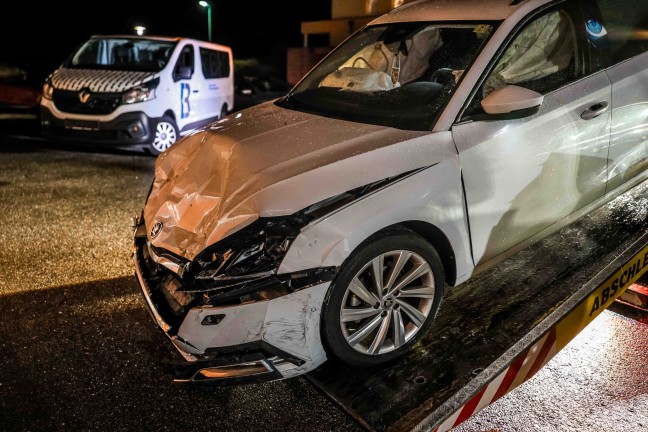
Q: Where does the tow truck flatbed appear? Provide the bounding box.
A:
[307,181,648,431]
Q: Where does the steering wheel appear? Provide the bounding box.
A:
[429,68,455,83]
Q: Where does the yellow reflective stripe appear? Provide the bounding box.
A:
[556,244,648,350]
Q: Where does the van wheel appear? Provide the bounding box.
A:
[321,229,444,367]
[149,117,179,155]
[220,104,228,120]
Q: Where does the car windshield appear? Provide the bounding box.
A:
[68,38,177,72]
[279,22,496,131]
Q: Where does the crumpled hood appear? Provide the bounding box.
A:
[51,67,156,93]
[145,102,449,260]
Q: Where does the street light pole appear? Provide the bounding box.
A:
[199,1,212,42]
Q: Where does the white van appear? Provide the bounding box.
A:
[40,36,233,154]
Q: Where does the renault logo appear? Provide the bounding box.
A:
[150,221,163,239]
[79,89,91,104]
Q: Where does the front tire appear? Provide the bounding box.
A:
[149,116,179,155]
[322,229,445,367]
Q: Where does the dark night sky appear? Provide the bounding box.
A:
[1,1,331,80]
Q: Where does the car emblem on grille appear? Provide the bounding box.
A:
[79,89,91,104]
[150,221,163,239]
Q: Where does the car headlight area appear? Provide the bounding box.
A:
[133,212,337,384]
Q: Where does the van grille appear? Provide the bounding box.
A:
[53,89,121,115]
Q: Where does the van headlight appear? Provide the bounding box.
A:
[122,78,159,104]
[42,79,54,100]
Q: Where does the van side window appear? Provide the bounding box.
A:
[174,45,195,80]
[594,0,648,62]
[200,48,230,79]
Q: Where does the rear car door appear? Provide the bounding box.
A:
[592,0,648,191]
[452,1,612,265]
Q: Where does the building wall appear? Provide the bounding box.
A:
[332,0,394,19]
[291,0,407,84]
[286,47,330,85]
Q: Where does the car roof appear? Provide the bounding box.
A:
[371,0,549,24]
[91,35,183,42]
[89,35,232,51]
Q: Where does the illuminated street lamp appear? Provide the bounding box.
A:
[134,26,146,36]
[198,1,212,42]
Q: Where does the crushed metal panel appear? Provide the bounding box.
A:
[145,102,456,260]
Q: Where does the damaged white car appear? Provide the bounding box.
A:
[133,0,648,384]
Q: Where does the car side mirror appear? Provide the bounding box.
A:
[481,85,544,118]
[175,66,193,81]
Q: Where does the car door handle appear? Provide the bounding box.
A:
[581,102,609,120]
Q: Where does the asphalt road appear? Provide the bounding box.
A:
[0,135,646,431]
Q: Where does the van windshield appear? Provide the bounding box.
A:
[68,38,177,72]
[278,22,495,131]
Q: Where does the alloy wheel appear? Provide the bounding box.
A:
[339,250,436,355]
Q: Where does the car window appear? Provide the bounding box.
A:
[483,10,578,97]
[281,22,496,131]
[593,0,648,63]
[174,45,195,78]
[461,5,584,119]
[200,48,230,79]
[68,38,177,72]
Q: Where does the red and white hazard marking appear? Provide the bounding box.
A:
[435,328,558,432]
[617,276,648,310]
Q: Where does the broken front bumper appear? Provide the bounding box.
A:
[133,220,332,384]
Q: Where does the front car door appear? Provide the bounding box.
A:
[172,43,201,130]
[590,0,648,191]
[452,0,612,265]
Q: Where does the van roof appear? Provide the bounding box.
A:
[372,0,547,24]
[89,35,232,51]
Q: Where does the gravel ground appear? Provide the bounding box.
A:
[0,140,359,432]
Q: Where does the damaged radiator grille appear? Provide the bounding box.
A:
[135,238,197,332]
[135,212,338,313]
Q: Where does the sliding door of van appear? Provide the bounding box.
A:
[199,47,232,120]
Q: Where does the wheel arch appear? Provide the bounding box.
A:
[396,221,457,286]
[163,110,176,121]
[344,221,457,287]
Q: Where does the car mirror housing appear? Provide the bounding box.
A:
[481,85,544,116]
